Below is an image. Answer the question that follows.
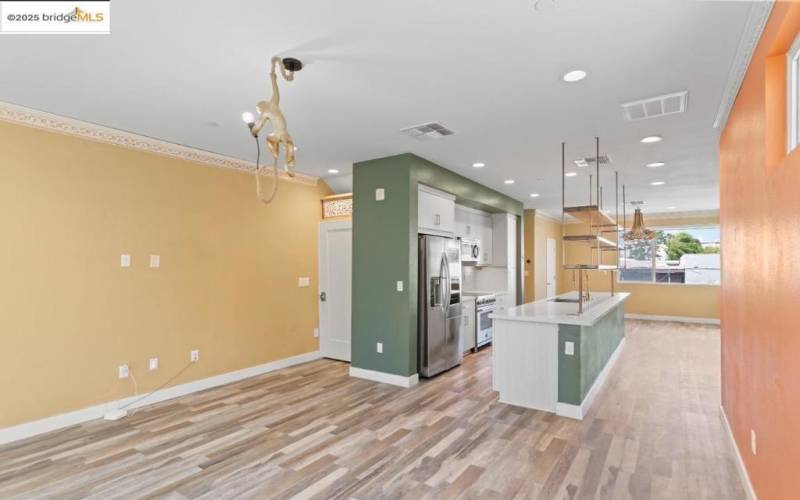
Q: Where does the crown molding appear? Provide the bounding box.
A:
[0,102,319,186]
[713,0,774,130]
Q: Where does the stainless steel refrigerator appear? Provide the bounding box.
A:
[418,234,463,378]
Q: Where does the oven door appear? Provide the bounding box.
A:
[476,305,495,347]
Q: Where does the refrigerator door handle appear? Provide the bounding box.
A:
[440,254,448,316]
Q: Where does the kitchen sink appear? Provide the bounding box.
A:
[548,297,581,303]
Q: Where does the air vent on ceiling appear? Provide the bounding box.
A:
[400,122,455,140]
[573,155,611,168]
[621,91,688,121]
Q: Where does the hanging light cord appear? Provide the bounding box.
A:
[253,135,279,204]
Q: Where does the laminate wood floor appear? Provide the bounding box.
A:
[0,320,745,499]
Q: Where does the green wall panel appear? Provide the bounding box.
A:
[351,153,522,377]
[557,303,625,405]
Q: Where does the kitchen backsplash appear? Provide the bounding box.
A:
[462,265,508,292]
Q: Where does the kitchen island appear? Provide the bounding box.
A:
[490,291,629,419]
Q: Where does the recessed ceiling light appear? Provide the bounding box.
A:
[327,169,339,174]
[666,206,677,210]
[646,162,665,168]
[472,162,485,168]
[565,172,578,177]
[650,181,665,186]
[562,70,587,83]
[530,193,540,198]
[641,135,663,144]
[504,179,515,184]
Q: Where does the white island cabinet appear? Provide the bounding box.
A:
[491,291,629,420]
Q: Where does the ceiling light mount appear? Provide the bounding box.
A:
[562,69,587,83]
[640,135,663,144]
[281,57,303,72]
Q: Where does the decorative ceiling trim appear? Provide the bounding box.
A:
[712,0,774,130]
[0,102,319,186]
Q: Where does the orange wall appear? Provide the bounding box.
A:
[720,3,800,498]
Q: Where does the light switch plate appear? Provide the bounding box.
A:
[190,350,199,362]
[313,328,319,338]
[298,277,310,288]
[118,364,129,378]
[376,342,383,353]
[148,357,158,371]
[149,255,160,268]
[375,188,385,201]
[120,254,131,268]
[396,280,404,292]
[565,341,575,356]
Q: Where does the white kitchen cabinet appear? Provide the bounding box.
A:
[491,213,517,268]
[477,213,493,266]
[455,205,493,266]
[495,291,514,312]
[455,205,472,238]
[418,185,456,236]
[460,297,476,353]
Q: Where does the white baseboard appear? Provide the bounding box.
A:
[556,338,626,420]
[0,350,322,446]
[720,405,758,500]
[625,313,720,325]
[348,366,419,388]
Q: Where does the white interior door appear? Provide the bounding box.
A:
[546,238,557,298]
[318,220,352,361]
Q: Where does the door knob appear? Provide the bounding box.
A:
[320,292,327,302]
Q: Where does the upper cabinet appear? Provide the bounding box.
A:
[492,213,517,268]
[418,185,456,236]
[455,205,493,265]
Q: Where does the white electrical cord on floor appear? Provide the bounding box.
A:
[119,361,194,417]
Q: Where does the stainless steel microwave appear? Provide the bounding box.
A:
[460,238,480,264]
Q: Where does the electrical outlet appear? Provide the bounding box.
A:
[298,277,310,288]
[375,188,385,201]
[751,429,757,455]
[118,364,129,378]
[564,341,575,356]
[396,280,404,292]
[190,350,199,362]
[148,357,158,371]
[376,342,383,354]
[120,254,131,268]
[313,328,319,338]
[149,255,160,268]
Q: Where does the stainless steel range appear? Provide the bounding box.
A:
[474,294,496,350]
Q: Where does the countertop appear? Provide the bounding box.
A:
[490,291,630,326]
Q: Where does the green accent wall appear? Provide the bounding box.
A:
[352,153,523,377]
[557,304,625,405]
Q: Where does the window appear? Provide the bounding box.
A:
[619,225,720,285]
[787,34,800,152]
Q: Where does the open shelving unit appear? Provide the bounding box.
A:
[561,138,622,314]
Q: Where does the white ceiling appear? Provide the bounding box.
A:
[0,0,754,215]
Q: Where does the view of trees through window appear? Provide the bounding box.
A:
[619,226,721,284]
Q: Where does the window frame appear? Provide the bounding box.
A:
[787,33,800,153]
[617,224,721,287]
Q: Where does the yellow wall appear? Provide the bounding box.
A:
[532,213,563,300]
[544,212,720,319]
[0,121,330,428]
